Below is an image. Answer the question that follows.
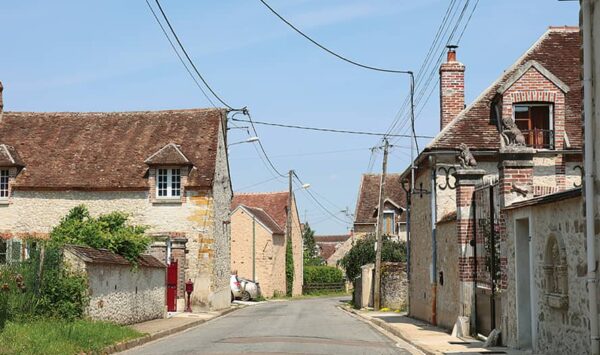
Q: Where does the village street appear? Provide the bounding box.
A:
[121,297,415,355]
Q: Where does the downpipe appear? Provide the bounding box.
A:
[583,1,599,353]
[430,156,438,326]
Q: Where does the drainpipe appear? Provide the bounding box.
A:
[430,156,438,326]
[583,1,599,354]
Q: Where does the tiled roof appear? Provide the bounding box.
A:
[0,108,225,189]
[238,205,284,234]
[232,191,289,229]
[144,143,192,166]
[314,235,350,243]
[428,27,581,151]
[317,243,338,260]
[65,245,166,268]
[504,187,581,210]
[354,174,406,225]
[0,144,25,167]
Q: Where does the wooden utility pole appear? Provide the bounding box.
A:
[373,138,389,310]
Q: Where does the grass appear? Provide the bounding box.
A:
[0,319,143,355]
[270,290,351,300]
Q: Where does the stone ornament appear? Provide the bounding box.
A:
[500,116,527,147]
[457,143,477,169]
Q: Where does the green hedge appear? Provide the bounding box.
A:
[303,266,344,284]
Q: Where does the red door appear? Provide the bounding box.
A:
[167,260,178,312]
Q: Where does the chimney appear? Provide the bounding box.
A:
[439,45,465,130]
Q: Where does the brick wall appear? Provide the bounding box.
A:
[439,51,465,130]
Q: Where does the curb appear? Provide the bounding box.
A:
[103,306,240,354]
[338,305,435,355]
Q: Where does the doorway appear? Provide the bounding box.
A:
[515,217,533,349]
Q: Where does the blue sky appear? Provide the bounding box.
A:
[0,1,579,234]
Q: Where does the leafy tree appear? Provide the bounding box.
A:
[302,223,323,266]
[338,234,406,282]
[50,205,151,264]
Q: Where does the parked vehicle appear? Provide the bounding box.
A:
[230,274,261,301]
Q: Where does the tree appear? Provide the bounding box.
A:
[338,234,406,282]
[302,223,323,266]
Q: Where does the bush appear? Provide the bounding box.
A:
[285,237,294,297]
[338,234,406,282]
[303,266,344,284]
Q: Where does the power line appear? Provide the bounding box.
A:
[153,0,238,110]
[240,110,288,178]
[257,0,412,75]
[230,117,433,139]
[235,176,283,191]
[144,0,216,107]
[292,173,351,225]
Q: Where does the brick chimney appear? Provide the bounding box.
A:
[439,45,465,130]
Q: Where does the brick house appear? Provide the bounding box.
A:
[230,191,303,297]
[402,27,582,332]
[0,88,233,310]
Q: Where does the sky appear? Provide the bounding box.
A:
[0,0,579,235]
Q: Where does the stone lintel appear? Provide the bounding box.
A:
[453,169,486,186]
[498,148,535,168]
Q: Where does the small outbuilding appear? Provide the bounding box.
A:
[63,245,166,325]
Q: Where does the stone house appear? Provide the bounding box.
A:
[314,234,350,265]
[0,90,233,310]
[353,173,407,241]
[63,245,166,325]
[230,191,303,297]
[402,27,582,332]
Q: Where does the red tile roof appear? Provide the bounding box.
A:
[314,235,350,243]
[232,191,289,229]
[317,243,338,260]
[0,144,25,167]
[237,205,285,234]
[428,27,581,151]
[354,174,406,225]
[65,245,166,268]
[0,108,225,189]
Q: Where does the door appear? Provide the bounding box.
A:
[167,260,178,312]
[515,218,533,349]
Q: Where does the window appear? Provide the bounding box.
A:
[383,211,396,235]
[513,104,553,149]
[0,239,22,264]
[157,168,181,198]
[0,169,8,199]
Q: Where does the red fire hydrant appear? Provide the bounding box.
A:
[185,279,194,312]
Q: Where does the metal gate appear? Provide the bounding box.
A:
[473,179,501,336]
[167,260,178,312]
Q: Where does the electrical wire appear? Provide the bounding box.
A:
[153,0,238,110]
[257,0,411,75]
[144,0,216,107]
[235,176,283,191]
[241,110,288,178]
[292,172,351,225]
[230,117,433,139]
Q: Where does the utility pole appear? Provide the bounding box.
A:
[286,169,294,294]
[373,138,389,310]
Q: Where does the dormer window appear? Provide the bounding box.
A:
[0,169,8,199]
[157,168,181,198]
[383,211,396,235]
[514,104,553,149]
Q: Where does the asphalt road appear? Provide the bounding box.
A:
[122,297,416,355]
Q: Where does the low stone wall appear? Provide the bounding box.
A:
[353,262,407,310]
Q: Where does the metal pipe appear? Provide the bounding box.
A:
[430,155,437,325]
[583,2,599,353]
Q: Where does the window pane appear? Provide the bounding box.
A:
[10,241,21,263]
[171,169,181,197]
[0,170,9,198]
[157,169,168,197]
[0,239,6,264]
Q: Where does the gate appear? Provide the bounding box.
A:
[167,260,178,312]
[473,178,501,336]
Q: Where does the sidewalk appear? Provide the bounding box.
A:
[104,305,243,354]
[341,306,528,355]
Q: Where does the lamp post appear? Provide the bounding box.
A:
[229,136,259,146]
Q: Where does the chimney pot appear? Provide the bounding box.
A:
[446,45,458,62]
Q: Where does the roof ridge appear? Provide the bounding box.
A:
[234,191,288,196]
[548,25,578,32]
[4,108,223,116]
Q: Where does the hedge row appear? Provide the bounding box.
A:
[303,266,344,284]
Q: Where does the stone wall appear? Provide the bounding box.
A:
[503,197,590,353]
[381,262,408,310]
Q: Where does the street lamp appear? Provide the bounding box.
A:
[229,136,259,146]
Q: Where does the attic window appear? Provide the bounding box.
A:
[157,168,181,198]
[0,169,8,199]
[383,211,396,235]
[514,104,554,149]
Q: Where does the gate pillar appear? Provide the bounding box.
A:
[453,168,486,334]
[498,148,535,208]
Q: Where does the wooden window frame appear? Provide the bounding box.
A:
[512,103,554,149]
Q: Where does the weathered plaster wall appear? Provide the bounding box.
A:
[409,168,433,322]
[435,220,459,330]
[381,262,408,310]
[504,198,590,354]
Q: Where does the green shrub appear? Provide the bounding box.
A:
[303,266,344,284]
[285,237,294,297]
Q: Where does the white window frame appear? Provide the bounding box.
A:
[0,169,9,200]
[156,167,182,199]
[512,103,554,149]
